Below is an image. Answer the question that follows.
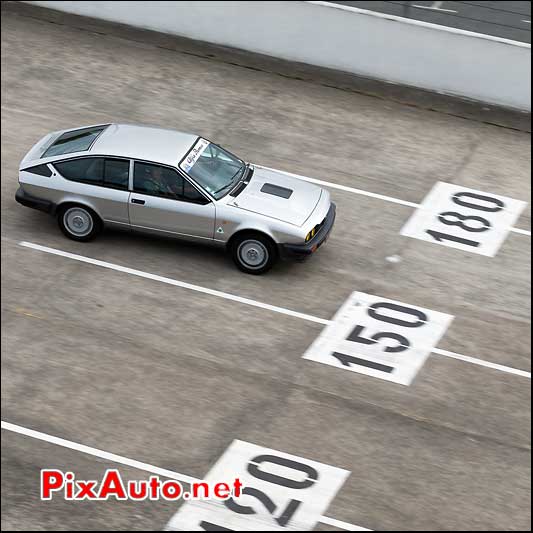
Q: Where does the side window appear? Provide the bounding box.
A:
[54,158,104,185]
[134,162,183,199]
[133,162,207,204]
[183,180,210,204]
[104,159,129,190]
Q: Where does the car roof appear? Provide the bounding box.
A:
[89,124,199,167]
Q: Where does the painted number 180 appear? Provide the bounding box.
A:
[401,182,526,257]
[426,191,504,248]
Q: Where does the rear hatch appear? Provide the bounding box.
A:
[19,124,110,169]
[19,131,61,169]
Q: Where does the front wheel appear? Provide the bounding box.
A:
[58,205,101,242]
[231,233,277,275]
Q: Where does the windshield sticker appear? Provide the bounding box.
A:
[180,138,210,173]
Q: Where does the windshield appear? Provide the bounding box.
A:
[179,138,245,199]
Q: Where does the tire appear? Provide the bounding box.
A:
[231,233,277,275]
[58,205,101,242]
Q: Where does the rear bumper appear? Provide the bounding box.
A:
[15,187,56,214]
[279,202,336,260]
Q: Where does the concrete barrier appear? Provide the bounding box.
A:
[26,0,531,111]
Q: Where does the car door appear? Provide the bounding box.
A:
[53,157,130,226]
[129,161,215,240]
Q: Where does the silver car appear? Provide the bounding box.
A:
[16,124,335,274]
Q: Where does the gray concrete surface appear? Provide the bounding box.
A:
[5,1,532,132]
[1,3,531,531]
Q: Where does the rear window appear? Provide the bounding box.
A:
[54,158,103,185]
[42,126,108,158]
[54,157,129,190]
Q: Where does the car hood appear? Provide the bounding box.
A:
[227,166,323,226]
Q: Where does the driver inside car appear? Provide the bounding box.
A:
[144,165,182,198]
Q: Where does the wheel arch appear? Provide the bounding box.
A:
[55,199,103,225]
[226,228,278,254]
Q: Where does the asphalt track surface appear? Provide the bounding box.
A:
[1,3,531,531]
[328,1,532,43]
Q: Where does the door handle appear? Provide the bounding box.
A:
[131,198,145,205]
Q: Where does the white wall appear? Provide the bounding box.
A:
[27,0,531,111]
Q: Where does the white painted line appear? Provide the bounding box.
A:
[307,1,531,47]
[18,241,531,379]
[510,227,532,236]
[0,420,200,485]
[255,165,419,208]
[433,348,531,378]
[1,420,368,531]
[18,241,329,326]
[413,1,458,14]
[320,516,373,531]
[257,165,530,237]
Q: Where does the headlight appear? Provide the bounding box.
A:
[305,215,328,242]
[305,226,317,242]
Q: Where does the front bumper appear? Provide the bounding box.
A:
[279,202,336,260]
[15,186,56,214]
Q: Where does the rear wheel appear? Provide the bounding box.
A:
[58,205,101,242]
[231,233,277,275]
